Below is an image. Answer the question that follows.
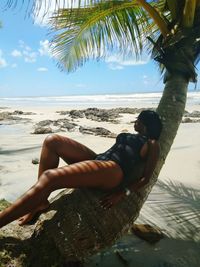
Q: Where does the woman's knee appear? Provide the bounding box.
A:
[43,134,63,150]
[39,169,58,188]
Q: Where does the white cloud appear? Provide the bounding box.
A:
[122,60,147,66]
[15,39,52,64]
[0,50,7,68]
[11,49,22,57]
[19,40,31,51]
[24,51,37,63]
[16,40,38,63]
[39,40,51,56]
[37,67,48,72]
[0,58,7,68]
[105,54,149,70]
[15,40,38,63]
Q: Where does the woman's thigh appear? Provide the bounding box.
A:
[45,160,124,190]
[45,134,97,164]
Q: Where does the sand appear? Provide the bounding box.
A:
[1,103,200,202]
[0,102,200,266]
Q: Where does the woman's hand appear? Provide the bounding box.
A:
[100,191,125,209]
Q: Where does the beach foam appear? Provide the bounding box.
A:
[1,91,199,109]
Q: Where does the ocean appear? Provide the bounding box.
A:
[0,91,199,109]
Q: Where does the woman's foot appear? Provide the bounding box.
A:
[18,200,50,226]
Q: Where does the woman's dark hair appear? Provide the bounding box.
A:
[138,110,162,140]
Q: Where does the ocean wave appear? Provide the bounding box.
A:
[0,91,199,108]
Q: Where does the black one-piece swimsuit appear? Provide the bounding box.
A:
[95,133,147,180]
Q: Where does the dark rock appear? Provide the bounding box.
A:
[34,119,77,133]
[0,111,31,122]
[32,158,40,165]
[184,110,200,118]
[131,223,165,244]
[182,117,193,123]
[56,111,69,115]
[33,127,53,134]
[84,108,120,122]
[65,107,154,123]
[56,108,155,124]
[79,126,116,138]
[13,110,23,115]
[62,122,77,131]
[0,112,14,121]
[69,110,85,119]
[53,119,77,131]
[35,120,53,127]
[182,118,200,123]
[113,107,143,114]
[13,110,36,115]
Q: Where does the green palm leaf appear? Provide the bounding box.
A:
[50,1,157,72]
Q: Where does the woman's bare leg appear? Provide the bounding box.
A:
[18,134,97,224]
[37,134,97,178]
[0,160,123,228]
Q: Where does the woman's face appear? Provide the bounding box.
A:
[134,118,147,135]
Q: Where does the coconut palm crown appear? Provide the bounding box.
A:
[48,0,200,83]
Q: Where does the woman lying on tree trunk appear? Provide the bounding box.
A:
[0,110,162,228]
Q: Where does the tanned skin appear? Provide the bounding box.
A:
[0,119,159,228]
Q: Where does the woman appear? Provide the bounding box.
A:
[0,110,162,228]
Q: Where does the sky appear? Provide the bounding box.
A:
[0,1,199,97]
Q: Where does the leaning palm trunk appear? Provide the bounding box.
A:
[149,73,188,190]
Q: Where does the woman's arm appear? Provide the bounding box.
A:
[128,140,160,192]
[100,140,160,209]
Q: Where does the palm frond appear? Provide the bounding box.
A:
[182,0,197,28]
[139,179,200,241]
[155,0,183,22]
[148,21,200,82]
[50,1,158,72]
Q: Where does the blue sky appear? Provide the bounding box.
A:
[0,2,199,97]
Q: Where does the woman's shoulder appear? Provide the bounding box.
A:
[147,139,160,153]
[148,139,159,145]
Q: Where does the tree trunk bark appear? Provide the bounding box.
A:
[0,74,189,267]
[153,74,188,184]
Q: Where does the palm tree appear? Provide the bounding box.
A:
[1,0,200,265]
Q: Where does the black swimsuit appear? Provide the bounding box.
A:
[95,133,147,178]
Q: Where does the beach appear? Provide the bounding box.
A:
[1,92,200,202]
[0,92,200,266]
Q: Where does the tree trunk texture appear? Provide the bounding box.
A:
[0,75,189,266]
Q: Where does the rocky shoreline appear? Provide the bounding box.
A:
[1,107,200,138]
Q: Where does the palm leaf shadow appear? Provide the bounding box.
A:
[138,179,200,241]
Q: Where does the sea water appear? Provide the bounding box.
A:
[0,91,199,109]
